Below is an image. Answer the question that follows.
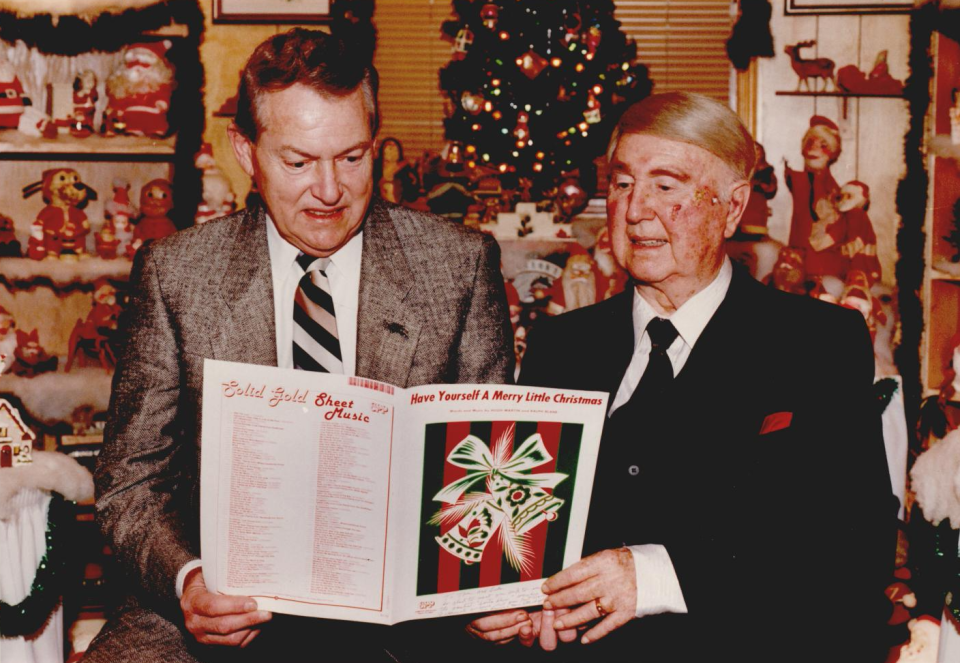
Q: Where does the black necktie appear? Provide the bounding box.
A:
[633,317,679,401]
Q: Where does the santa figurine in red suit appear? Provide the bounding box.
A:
[837,180,882,284]
[104,41,175,137]
[0,60,26,130]
[96,218,120,259]
[132,178,176,250]
[766,246,807,295]
[70,70,98,138]
[785,116,846,280]
[105,179,135,258]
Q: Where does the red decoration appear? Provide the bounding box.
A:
[836,51,904,95]
[784,41,836,92]
[0,214,22,257]
[12,329,57,377]
[66,279,121,372]
[480,3,499,29]
[518,51,548,79]
[0,61,26,130]
[22,168,96,259]
[104,41,175,137]
[133,179,176,249]
[70,70,98,138]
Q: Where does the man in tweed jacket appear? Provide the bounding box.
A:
[87,29,513,662]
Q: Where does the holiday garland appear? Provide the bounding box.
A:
[0,495,76,637]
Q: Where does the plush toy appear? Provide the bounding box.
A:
[104,41,174,137]
[133,178,175,248]
[22,168,97,259]
[66,278,121,372]
[11,329,57,377]
[911,428,960,530]
[0,60,27,130]
[70,70,98,138]
[0,213,22,257]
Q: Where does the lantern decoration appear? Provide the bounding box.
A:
[480,3,500,30]
[518,50,548,79]
[461,91,484,115]
[453,28,474,60]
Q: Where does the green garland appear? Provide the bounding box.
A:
[0,495,75,637]
[936,521,960,622]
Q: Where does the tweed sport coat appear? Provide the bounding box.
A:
[89,198,513,662]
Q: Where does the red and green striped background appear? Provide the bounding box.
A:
[416,420,583,596]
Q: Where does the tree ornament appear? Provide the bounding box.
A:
[583,92,601,124]
[562,10,582,45]
[584,26,602,60]
[518,50,548,79]
[514,111,530,143]
[556,175,589,220]
[480,3,500,30]
[461,91,484,114]
[453,28,474,60]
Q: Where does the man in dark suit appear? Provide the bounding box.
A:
[87,29,512,662]
[469,92,894,661]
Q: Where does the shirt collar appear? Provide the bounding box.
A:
[266,212,364,278]
[631,257,733,349]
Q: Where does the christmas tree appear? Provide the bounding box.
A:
[439,0,651,199]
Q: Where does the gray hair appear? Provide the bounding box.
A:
[607,92,756,182]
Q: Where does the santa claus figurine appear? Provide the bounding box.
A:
[0,213,22,257]
[104,41,175,137]
[194,143,236,225]
[785,116,845,280]
[766,246,807,295]
[133,178,176,249]
[837,180,882,284]
[0,60,26,130]
[96,218,120,259]
[839,269,886,341]
[70,70,98,138]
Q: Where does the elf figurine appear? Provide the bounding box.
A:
[785,116,845,280]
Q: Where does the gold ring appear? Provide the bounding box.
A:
[594,597,608,617]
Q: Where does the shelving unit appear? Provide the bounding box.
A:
[921,31,960,402]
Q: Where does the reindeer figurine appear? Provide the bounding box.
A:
[785,41,836,92]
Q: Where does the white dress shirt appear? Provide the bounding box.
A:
[176,216,365,597]
[612,258,733,618]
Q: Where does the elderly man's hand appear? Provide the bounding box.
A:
[542,547,637,644]
[180,568,272,647]
[467,608,579,650]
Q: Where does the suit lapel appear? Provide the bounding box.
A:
[209,206,278,367]
[356,199,423,385]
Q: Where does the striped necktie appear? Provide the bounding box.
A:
[293,253,343,373]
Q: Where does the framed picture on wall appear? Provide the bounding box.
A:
[213,0,331,23]
[784,0,912,14]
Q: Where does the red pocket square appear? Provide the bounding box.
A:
[760,412,793,435]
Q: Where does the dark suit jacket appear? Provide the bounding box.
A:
[517,267,895,662]
[89,199,514,662]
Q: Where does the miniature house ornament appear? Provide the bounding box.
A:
[0,399,34,468]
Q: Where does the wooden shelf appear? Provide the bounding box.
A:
[0,257,131,287]
[0,132,176,162]
[775,90,906,99]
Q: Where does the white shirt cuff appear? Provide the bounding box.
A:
[628,544,688,617]
[176,559,203,599]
